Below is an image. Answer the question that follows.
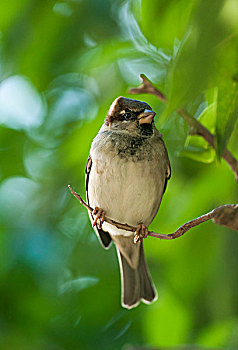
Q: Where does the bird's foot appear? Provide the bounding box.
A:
[92,207,106,229]
[134,224,148,244]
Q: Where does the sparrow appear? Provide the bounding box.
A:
[85,96,171,309]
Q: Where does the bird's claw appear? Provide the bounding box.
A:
[92,207,106,229]
[134,224,148,244]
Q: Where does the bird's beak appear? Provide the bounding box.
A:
[138,109,156,125]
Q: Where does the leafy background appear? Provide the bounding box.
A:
[0,0,238,349]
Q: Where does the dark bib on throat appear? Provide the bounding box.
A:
[139,123,153,136]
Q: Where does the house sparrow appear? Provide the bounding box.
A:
[85,96,170,309]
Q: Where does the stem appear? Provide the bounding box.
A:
[68,186,238,241]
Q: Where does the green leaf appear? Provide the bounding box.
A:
[198,93,217,132]
[179,145,215,163]
[181,88,217,163]
[216,80,238,158]
[167,0,226,112]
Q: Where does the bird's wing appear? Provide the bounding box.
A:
[163,145,171,194]
[85,155,112,249]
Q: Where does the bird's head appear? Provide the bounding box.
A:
[104,97,156,136]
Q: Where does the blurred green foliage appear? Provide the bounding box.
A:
[0,0,238,349]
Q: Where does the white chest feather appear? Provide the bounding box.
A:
[88,131,167,237]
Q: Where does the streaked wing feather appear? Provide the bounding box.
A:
[85,155,112,248]
[162,142,171,194]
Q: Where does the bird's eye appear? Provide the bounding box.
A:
[123,112,131,120]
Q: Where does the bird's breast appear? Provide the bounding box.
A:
[88,132,167,236]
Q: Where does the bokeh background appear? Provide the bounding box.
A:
[0,0,238,349]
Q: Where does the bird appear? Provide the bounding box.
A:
[85,96,171,309]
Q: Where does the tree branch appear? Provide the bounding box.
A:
[129,74,238,182]
[68,186,238,242]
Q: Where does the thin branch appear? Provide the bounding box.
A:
[129,74,238,182]
[68,186,238,242]
[68,185,136,233]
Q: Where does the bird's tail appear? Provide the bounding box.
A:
[117,242,157,309]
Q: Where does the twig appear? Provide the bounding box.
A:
[68,186,238,241]
[68,185,136,233]
[129,74,238,182]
